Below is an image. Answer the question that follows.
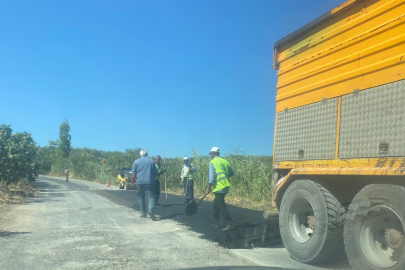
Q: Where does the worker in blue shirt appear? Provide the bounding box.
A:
[132,149,158,221]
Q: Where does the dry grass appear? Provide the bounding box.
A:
[0,180,40,207]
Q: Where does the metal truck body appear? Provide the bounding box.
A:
[272,0,405,269]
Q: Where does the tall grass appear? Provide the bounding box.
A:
[162,150,273,206]
[44,147,273,207]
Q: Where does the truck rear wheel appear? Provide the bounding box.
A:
[344,184,405,270]
[279,180,345,263]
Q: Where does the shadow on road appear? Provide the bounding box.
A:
[0,230,30,238]
[181,267,296,270]
[37,177,89,191]
[159,212,186,220]
[20,177,88,205]
[160,203,185,207]
[96,188,351,269]
[33,176,350,269]
[96,189,281,249]
[19,179,66,205]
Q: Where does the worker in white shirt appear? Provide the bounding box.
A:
[65,168,69,182]
[180,156,197,203]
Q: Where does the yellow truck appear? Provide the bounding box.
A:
[272,0,405,269]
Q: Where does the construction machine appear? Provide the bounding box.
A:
[117,167,136,190]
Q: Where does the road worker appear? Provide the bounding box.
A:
[205,147,234,229]
[154,155,166,205]
[180,156,197,203]
[65,168,69,182]
[132,149,158,221]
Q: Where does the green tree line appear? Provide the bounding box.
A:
[2,120,273,206]
[41,145,142,183]
[40,148,273,205]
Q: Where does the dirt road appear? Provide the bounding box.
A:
[0,176,350,270]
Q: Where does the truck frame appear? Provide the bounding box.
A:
[272,0,405,269]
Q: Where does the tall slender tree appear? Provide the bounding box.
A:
[58,119,71,159]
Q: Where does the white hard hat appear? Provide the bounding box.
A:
[209,147,220,154]
[183,156,189,160]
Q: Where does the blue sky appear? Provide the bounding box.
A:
[0,0,345,157]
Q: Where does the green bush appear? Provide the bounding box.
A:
[0,125,39,184]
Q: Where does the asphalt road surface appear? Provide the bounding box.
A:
[0,176,351,270]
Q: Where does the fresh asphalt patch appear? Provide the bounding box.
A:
[94,183,352,270]
[95,186,282,249]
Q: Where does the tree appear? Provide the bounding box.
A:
[0,124,39,184]
[37,142,57,174]
[58,119,71,159]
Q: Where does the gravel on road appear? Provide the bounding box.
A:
[0,176,252,270]
[0,175,351,270]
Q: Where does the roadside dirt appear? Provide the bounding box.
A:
[0,181,40,208]
[0,181,40,234]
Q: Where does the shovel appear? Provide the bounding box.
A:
[185,194,207,216]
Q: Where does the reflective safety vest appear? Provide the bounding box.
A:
[187,166,193,180]
[183,164,194,180]
[210,157,231,193]
[155,163,163,181]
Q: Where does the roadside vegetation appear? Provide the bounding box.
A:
[0,124,40,205]
[0,180,40,205]
[163,151,273,209]
[1,120,273,209]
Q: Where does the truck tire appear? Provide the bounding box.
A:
[279,180,345,263]
[344,184,405,270]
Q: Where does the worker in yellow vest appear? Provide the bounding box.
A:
[205,147,234,229]
[154,155,166,205]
